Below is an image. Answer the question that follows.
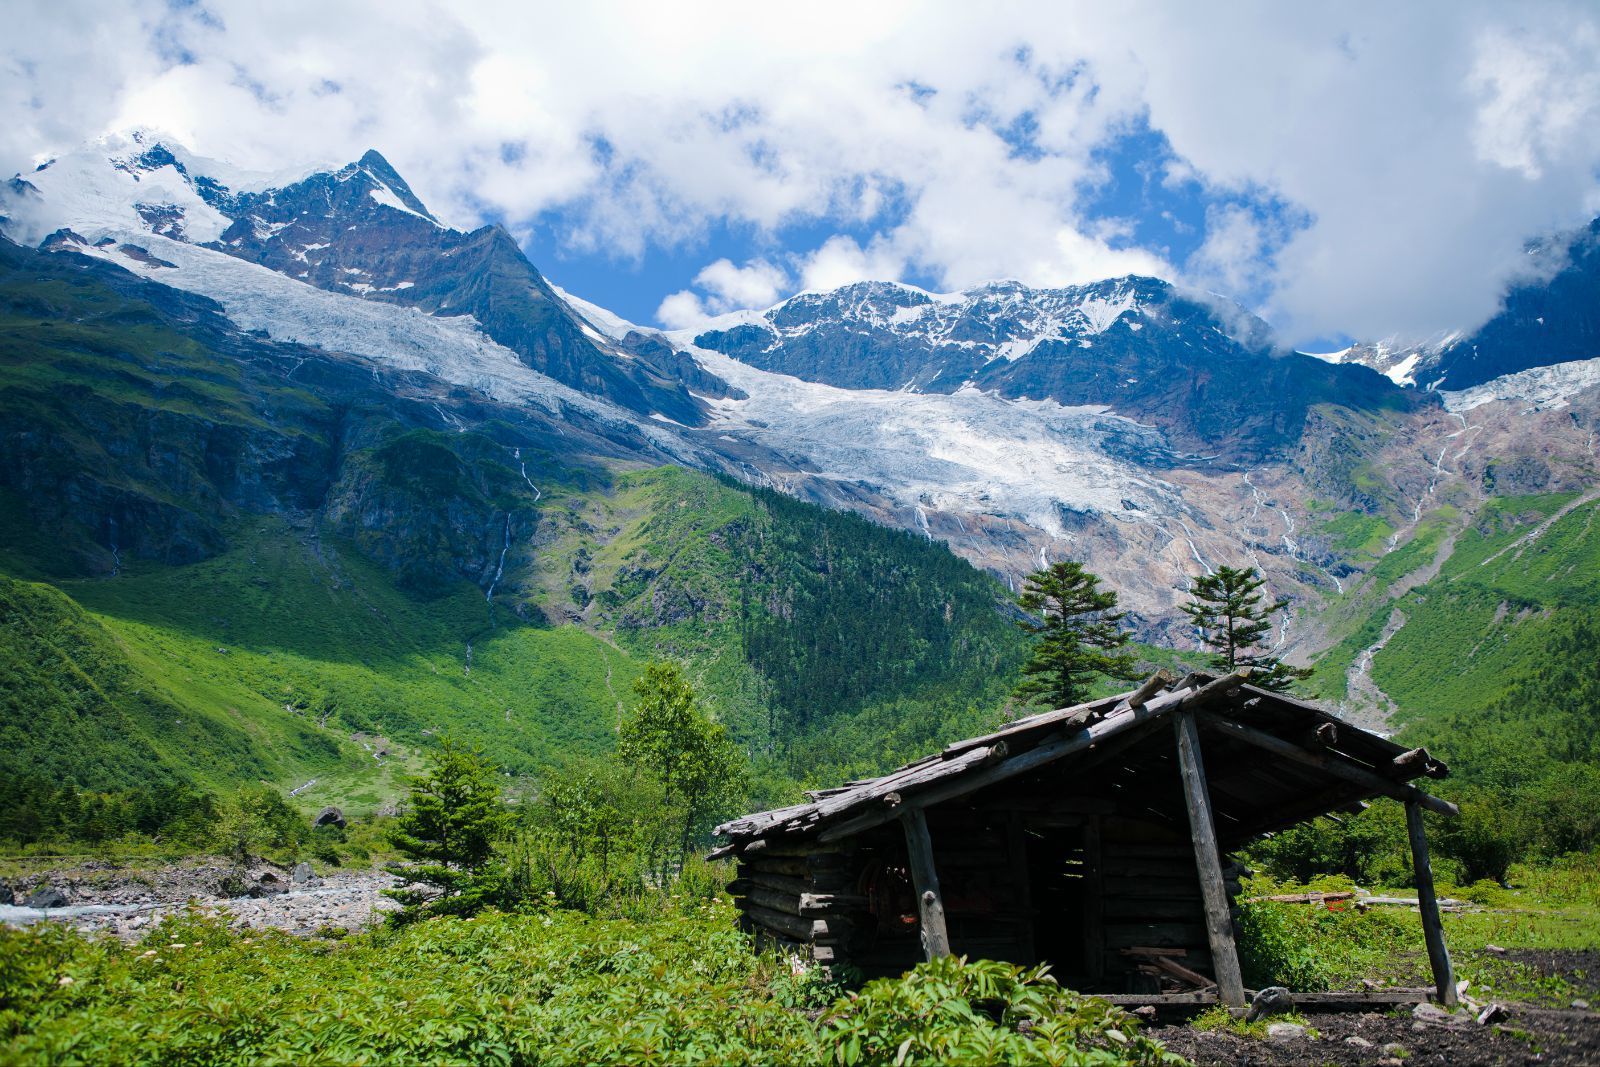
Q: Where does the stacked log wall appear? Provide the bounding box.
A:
[729,843,865,973]
[1098,837,1243,989]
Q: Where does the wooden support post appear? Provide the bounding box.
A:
[1406,799,1458,1007]
[1173,710,1247,1010]
[902,808,951,960]
[1006,812,1037,964]
[1082,815,1106,982]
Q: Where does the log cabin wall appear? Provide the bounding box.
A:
[728,804,1242,990]
[730,843,863,969]
[1095,820,1243,991]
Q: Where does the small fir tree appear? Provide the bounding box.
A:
[1180,565,1310,692]
[1012,560,1138,709]
[386,735,509,920]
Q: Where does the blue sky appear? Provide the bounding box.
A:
[6,2,1600,345]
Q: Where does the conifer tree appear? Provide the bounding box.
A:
[386,735,509,919]
[1013,560,1138,709]
[1180,565,1310,692]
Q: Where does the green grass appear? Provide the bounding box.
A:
[1238,861,1600,1006]
[3,516,634,816]
[1317,510,1396,560]
[1369,494,1600,725]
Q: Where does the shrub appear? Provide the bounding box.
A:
[1434,794,1525,886]
[1234,878,1417,991]
[820,955,1182,1066]
[2,906,823,1065]
[210,786,307,861]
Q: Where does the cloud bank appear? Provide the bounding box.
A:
[5,1,1600,342]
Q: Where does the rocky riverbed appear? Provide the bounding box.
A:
[0,858,400,938]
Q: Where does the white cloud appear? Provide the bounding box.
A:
[1187,206,1274,300]
[693,258,788,310]
[655,290,711,331]
[799,236,906,292]
[1468,23,1600,181]
[4,1,1600,343]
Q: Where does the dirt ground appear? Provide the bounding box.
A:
[1151,1003,1600,1065]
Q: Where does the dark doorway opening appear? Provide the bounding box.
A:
[1027,826,1089,983]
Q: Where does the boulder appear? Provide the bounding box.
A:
[292,862,315,885]
[1246,986,1294,1022]
[1266,1022,1307,1042]
[25,887,69,909]
[248,871,287,898]
[313,806,346,830]
[0,881,13,906]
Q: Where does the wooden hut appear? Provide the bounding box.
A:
[712,670,1459,1009]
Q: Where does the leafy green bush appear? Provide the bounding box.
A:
[821,956,1181,1066]
[1244,805,1412,887]
[1433,792,1525,886]
[211,786,308,861]
[3,905,822,1065]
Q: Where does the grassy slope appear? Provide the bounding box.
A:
[5,515,632,816]
[514,464,1032,785]
[1292,488,1600,807]
[1374,493,1598,725]
[5,449,1030,815]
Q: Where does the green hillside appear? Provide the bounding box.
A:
[1288,489,1600,865]
[0,468,1029,819]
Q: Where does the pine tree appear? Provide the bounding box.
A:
[1012,560,1138,709]
[1180,565,1310,692]
[386,736,509,920]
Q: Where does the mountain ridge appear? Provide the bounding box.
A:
[5,135,1599,644]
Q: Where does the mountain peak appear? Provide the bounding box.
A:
[351,149,434,222]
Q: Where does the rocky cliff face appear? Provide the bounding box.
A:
[0,234,660,598]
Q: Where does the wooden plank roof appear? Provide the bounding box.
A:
[712,671,1451,857]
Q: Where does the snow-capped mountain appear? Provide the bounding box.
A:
[684,276,1403,461]
[1,131,713,425]
[5,133,1599,651]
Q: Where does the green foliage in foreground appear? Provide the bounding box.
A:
[823,955,1182,1066]
[0,909,1179,1067]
